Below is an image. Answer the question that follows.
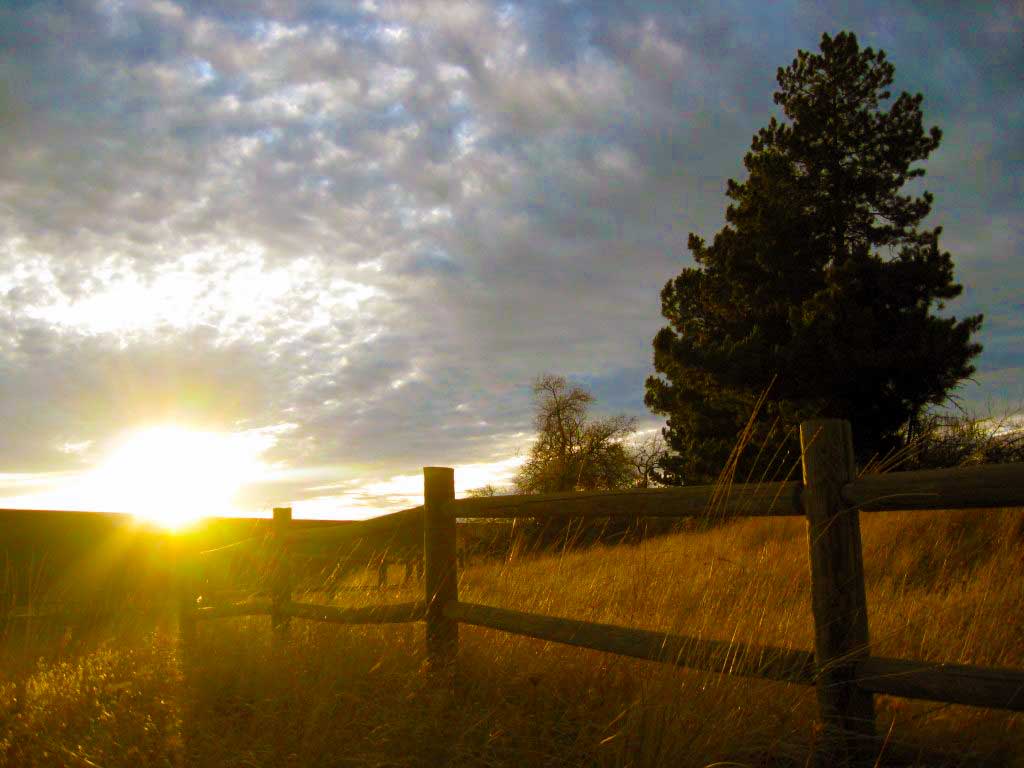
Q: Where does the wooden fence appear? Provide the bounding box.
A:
[185,419,1024,765]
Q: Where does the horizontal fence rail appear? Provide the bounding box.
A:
[195,599,273,621]
[285,506,423,545]
[443,481,803,519]
[445,601,817,685]
[843,462,1024,511]
[442,602,1024,712]
[440,463,1024,522]
[194,506,425,557]
[285,600,425,625]
[854,656,1024,712]
[194,599,425,625]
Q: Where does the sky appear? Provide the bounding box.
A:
[1,1,1021,520]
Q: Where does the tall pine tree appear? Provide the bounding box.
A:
[645,31,983,484]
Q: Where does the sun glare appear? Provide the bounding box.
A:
[90,426,268,529]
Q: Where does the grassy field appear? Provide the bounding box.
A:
[2,507,1022,767]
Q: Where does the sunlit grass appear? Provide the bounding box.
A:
[3,507,1021,766]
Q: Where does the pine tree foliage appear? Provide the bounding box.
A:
[645,31,983,483]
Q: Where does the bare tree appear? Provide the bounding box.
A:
[626,431,669,488]
[465,484,501,498]
[514,374,637,494]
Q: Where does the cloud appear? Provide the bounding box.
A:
[0,322,286,471]
[1,1,1020,515]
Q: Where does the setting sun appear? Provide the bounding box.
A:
[89,426,269,529]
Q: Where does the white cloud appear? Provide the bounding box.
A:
[0,1,1018,517]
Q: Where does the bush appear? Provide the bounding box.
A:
[899,410,1024,471]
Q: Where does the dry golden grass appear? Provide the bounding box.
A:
[2,508,1022,767]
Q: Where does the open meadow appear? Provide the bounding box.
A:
[2,506,1022,767]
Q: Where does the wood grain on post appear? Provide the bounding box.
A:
[271,507,292,635]
[423,467,458,671]
[800,420,876,763]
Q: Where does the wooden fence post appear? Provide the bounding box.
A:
[271,507,292,637]
[800,419,876,763]
[424,467,458,673]
[176,536,197,651]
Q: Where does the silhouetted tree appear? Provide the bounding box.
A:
[514,374,637,549]
[514,374,636,495]
[646,31,983,483]
[626,431,669,488]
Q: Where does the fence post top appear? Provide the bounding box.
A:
[423,466,454,476]
[273,507,292,522]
